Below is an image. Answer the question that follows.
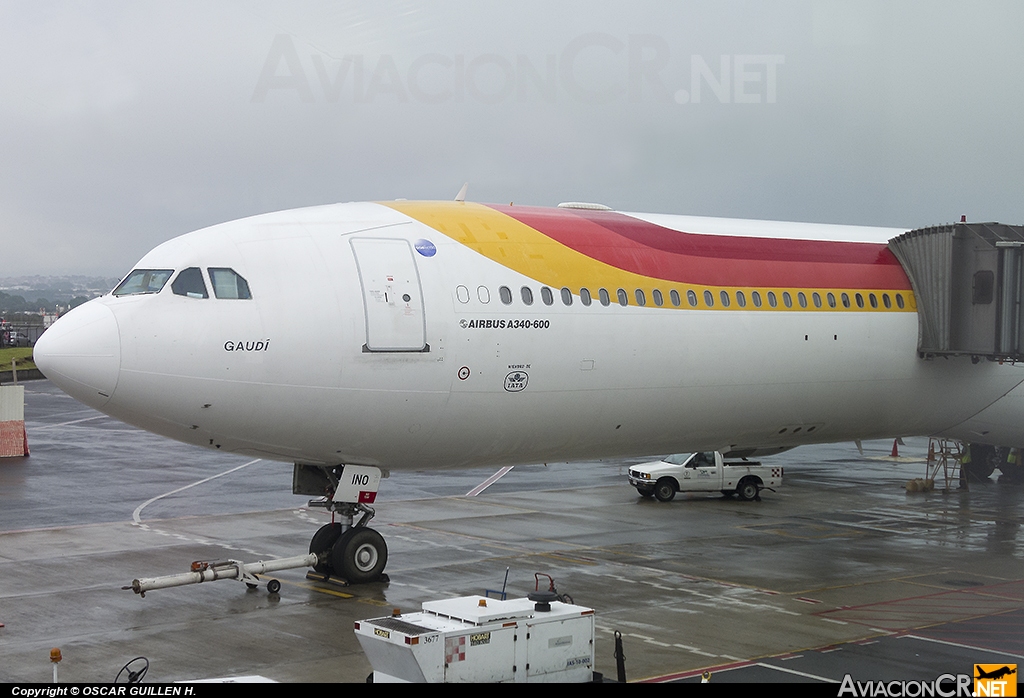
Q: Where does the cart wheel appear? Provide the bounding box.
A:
[267,579,281,594]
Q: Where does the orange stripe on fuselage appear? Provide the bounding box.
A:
[381,200,915,311]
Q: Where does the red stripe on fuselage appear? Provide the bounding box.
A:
[488,205,911,290]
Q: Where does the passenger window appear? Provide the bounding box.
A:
[827,292,836,308]
[752,291,762,307]
[652,289,663,307]
[561,287,573,305]
[882,293,891,309]
[456,285,470,303]
[798,292,807,308]
[812,292,822,308]
[869,293,878,309]
[112,269,173,296]
[704,290,714,307]
[736,290,746,307]
[841,293,851,308]
[521,287,534,305]
[172,267,208,299]
[687,290,697,307]
[478,286,491,304]
[782,292,792,308]
[670,290,681,307]
[580,288,592,306]
[499,286,513,305]
[635,289,646,306]
[599,288,611,306]
[541,287,553,305]
[855,293,864,308]
[617,289,628,306]
[895,293,905,309]
[719,290,730,307]
[767,291,777,308]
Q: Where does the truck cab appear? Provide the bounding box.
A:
[627,451,782,502]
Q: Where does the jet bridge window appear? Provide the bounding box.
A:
[112,269,173,296]
[171,267,208,299]
[208,268,252,299]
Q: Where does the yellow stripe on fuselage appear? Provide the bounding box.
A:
[382,200,916,312]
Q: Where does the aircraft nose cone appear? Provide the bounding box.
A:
[34,300,121,408]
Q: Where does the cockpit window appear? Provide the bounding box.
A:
[208,268,252,299]
[112,269,173,296]
[171,267,209,299]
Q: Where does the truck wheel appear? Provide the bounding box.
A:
[637,487,655,498]
[736,478,759,502]
[654,478,676,502]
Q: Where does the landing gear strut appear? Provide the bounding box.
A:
[298,464,389,584]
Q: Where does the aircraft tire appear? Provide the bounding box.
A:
[332,527,388,583]
[654,478,676,502]
[309,523,344,575]
[737,478,759,502]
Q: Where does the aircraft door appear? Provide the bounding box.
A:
[350,238,428,352]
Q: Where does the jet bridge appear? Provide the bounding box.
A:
[888,222,1024,361]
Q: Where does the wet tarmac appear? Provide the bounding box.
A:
[1,380,1022,684]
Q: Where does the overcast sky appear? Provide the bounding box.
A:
[3,1,1023,276]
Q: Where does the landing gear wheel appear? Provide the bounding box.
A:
[737,478,759,501]
[331,527,388,583]
[267,579,281,594]
[309,522,344,575]
[654,478,676,502]
[636,487,654,498]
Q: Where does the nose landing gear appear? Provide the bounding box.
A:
[299,463,390,584]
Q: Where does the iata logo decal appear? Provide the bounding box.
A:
[504,371,528,392]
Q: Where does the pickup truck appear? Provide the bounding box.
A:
[627,451,783,502]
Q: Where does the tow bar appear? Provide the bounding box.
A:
[123,553,320,597]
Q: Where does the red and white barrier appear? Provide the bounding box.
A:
[0,385,29,457]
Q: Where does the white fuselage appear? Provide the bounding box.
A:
[33,201,1024,471]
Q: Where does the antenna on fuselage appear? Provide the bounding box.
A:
[454,182,469,202]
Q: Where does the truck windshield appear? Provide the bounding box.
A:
[663,453,692,465]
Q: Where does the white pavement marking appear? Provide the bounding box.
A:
[755,662,836,682]
[132,458,263,524]
[131,459,265,556]
[901,634,1024,660]
[31,414,106,429]
[465,466,514,497]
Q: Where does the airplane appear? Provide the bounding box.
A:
[975,666,1017,680]
[32,196,1024,583]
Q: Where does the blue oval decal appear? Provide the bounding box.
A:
[415,239,436,257]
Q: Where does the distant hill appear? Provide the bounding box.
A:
[0,275,120,313]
